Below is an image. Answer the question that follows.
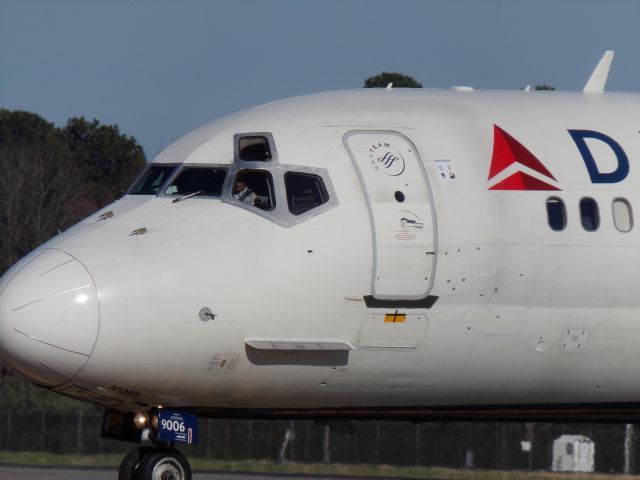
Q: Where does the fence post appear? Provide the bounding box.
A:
[6,410,12,451]
[267,423,273,459]
[526,422,534,470]
[39,411,45,451]
[625,424,634,474]
[415,423,422,465]
[248,420,254,460]
[278,421,295,463]
[322,425,330,464]
[499,424,507,469]
[375,421,381,463]
[77,411,83,455]
[303,422,310,462]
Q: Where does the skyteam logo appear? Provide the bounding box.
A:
[368,141,406,177]
[487,125,560,191]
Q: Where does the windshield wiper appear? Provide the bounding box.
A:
[172,191,203,203]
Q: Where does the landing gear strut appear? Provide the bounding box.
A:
[119,446,192,480]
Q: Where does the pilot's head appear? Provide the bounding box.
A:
[233,176,247,193]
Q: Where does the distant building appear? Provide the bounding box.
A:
[552,435,595,472]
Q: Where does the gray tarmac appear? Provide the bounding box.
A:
[0,465,291,480]
[0,465,391,480]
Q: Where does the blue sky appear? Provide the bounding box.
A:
[1,0,639,159]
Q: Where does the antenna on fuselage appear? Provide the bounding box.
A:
[583,50,614,93]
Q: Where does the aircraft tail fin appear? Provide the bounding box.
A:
[583,50,614,93]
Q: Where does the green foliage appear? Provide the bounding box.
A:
[535,84,556,90]
[364,72,422,88]
[63,117,146,208]
[0,110,58,147]
[0,110,146,275]
[0,110,88,272]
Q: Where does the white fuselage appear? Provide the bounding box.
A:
[1,89,640,418]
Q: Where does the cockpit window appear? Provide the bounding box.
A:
[238,136,272,162]
[163,167,227,197]
[129,165,176,195]
[285,172,329,215]
[228,132,336,225]
[232,170,275,211]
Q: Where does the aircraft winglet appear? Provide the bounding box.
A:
[583,50,614,93]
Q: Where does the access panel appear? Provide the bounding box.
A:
[344,131,437,300]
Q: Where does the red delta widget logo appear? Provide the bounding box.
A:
[487,124,630,191]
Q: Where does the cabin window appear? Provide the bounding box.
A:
[129,164,176,195]
[285,172,329,215]
[546,197,566,231]
[232,169,275,211]
[612,198,633,232]
[163,167,227,197]
[580,198,599,231]
[238,136,272,162]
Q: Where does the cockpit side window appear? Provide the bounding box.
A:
[129,165,177,195]
[163,167,227,197]
[226,132,337,226]
[285,172,329,215]
[238,136,272,162]
[232,170,275,211]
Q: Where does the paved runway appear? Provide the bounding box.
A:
[0,465,289,480]
[0,465,115,480]
[0,465,387,480]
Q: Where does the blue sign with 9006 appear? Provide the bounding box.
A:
[157,410,198,444]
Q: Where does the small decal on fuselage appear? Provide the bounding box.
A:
[207,353,240,374]
[367,141,406,176]
[384,310,407,323]
[108,384,142,399]
[394,210,423,241]
[434,159,456,181]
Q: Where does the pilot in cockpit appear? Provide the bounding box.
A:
[233,175,258,206]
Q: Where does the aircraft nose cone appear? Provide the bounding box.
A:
[0,249,99,387]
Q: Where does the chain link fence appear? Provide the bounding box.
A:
[0,410,636,472]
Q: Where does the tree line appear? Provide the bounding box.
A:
[364,72,555,90]
[0,110,145,276]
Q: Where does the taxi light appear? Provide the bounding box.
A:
[133,411,148,429]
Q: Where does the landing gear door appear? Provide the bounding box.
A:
[344,131,437,300]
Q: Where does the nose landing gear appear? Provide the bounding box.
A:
[119,446,192,480]
[102,410,195,480]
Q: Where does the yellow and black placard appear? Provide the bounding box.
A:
[384,310,406,323]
